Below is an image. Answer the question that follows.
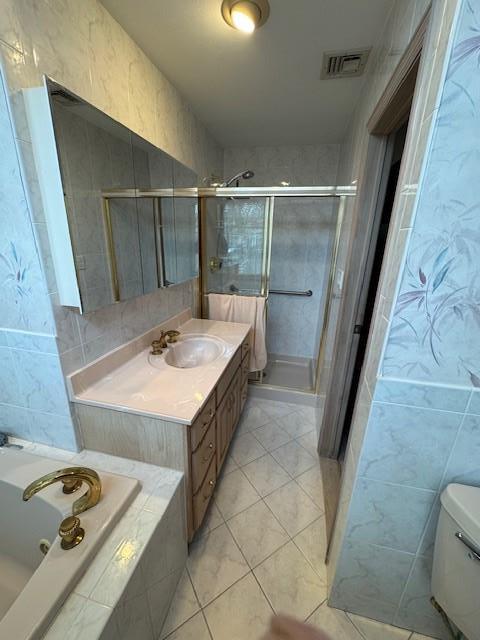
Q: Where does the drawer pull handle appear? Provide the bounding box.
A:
[203,479,215,501]
[202,444,214,462]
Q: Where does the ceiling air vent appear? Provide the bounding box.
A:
[321,49,371,79]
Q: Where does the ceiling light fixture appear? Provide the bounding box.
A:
[221,0,270,34]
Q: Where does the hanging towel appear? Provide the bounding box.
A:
[208,293,267,372]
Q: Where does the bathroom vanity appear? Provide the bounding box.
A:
[68,312,251,540]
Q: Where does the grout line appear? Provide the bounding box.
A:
[200,608,214,640]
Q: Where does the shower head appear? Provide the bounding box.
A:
[222,170,255,187]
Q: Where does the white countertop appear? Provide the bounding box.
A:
[69,317,251,425]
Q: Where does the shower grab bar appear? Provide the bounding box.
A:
[224,284,312,297]
[270,289,312,297]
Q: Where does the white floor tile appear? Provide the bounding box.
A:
[227,500,290,568]
[254,399,296,420]
[161,570,200,638]
[297,405,318,424]
[214,469,260,520]
[295,465,324,508]
[293,516,328,581]
[271,440,318,477]
[264,480,322,536]
[277,411,316,438]
[296,430,320,457]
[204,573,273,640]
[194,501,224,540]
[307,603,364,639]
[254,541,327,620]
[219,454,238,476]
[230,432,267,466]
[187,524,249,607]
[242,454,291,497]
[164,612,211,640]
[348,613,411,639]
[237,402,272,431]
[252,420,293,451]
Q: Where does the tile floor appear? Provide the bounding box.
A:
[161,397,435,640]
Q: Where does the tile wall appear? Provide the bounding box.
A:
[0,62,77,450]
[0,0,221,449]
[328,0,480,637]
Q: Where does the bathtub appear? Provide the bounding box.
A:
[0,447,139,639]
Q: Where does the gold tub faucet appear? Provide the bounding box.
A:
[23,467,102,550]
[23,467,102,516]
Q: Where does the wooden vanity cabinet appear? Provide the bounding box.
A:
[187,335,251,540]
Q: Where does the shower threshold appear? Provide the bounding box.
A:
[256,353,314,391]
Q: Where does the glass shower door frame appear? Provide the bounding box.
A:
[198,188,353,394]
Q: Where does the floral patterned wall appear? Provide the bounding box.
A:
[383,0,480,387]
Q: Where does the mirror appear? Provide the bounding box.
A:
[173,161,199,284]
[47,79,198,313]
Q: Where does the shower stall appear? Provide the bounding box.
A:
[199,186,353,395]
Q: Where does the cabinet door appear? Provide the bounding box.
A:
[216,389,232,470]
[231,372,241,437]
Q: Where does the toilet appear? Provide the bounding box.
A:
[432,483,480,640]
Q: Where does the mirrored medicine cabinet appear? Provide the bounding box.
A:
[42,79,198,313]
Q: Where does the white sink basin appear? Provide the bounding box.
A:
[163,334,226,369]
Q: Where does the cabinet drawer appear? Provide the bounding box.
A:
[191,393,216,451]
[241,355,249,387]
[217,348,241,404]
[193,456,216,531]
[191,418,216,494]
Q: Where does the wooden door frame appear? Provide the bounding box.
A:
[318,9,430,458]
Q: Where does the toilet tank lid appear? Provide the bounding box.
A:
[441,483,480,542]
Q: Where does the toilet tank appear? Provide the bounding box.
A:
[432,483,480,640]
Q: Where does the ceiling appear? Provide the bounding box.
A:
[101,0,394,148]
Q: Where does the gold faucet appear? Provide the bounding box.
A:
[151,329,180,355]
[23,467,102,516]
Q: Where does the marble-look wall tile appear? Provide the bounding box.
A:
[331,540,415,622]
[346,478,435,553]
[0,403,31,439]
[382,0,480,387]
[442,413,480,486]
[358,402,463,490]
[11,349,70,415]
[373,378,471,412]
[0,346,19,405]
[223,144,340,187]
[394,556,449,639]
[467,390,480,415]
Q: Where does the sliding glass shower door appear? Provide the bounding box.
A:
[201,196,271,299]
[200,189,345,393]
[264,196,338,391]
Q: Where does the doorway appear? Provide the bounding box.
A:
[318,8,430,462]
[338,120,408,456]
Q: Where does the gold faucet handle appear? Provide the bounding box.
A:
[59,515,84,550]
[165,330,180,343]
[61,478,82,494]
[151,339,163,355]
